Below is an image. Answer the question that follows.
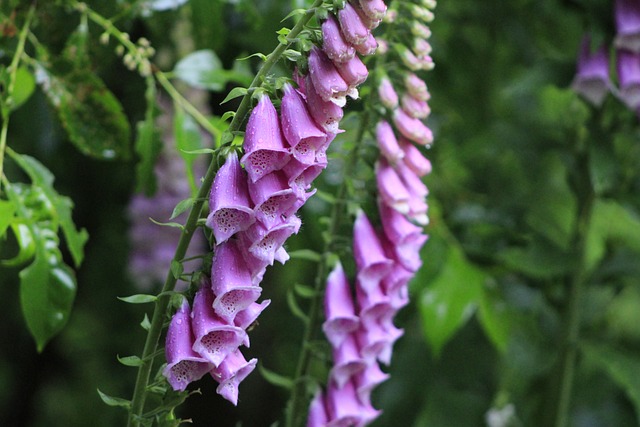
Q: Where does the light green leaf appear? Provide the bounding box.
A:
[174,109,202,194]
[477,288,511,353]
[117,354,143,367]
[11,67,36,111]
[287,289,309,325]
[97,389,131,409]
[220,87,248,105]
[259,364,293,390]
[19,226,76,352]
[117,294,158,304]
[582,343,640,424]
[2,223,36,266]
[140,314,151,331]
[287,249,322,262]
[170,198,194,220]
[173,50,227,91]
[294,283,317,299]
[0,199,16,238]
[419,244,485,356]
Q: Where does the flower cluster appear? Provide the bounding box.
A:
[572,0,640,111]
[161,0,387,404]
[307,1,435,425]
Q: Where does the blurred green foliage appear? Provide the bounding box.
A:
[1,0,640,426]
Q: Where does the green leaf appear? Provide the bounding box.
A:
[498,237,573,279]
[11,67,36,111]
[170,260,183,280]
[140,314,151,331]
[220,87,248,105]
[97,389,131,409]
[19,226,76,352]
[134,78,162,195]
[35,60,130,160]
[582,343,640,424]
[287,289,309,325]
[173,50,228,91]
[174,109,202,193]
[170,198,194,220]
[294,283,316,299]
[118,294,158,304]
[10,154,88,267]
[0,199,16,237]
[2,223,36,266]
[148,218,185,230]
[117,354,143,367]
[419,243,485,356]
[258,364,293,390]
[287,249,322,262]
[477,287,511,353]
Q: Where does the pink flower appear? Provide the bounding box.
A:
[378,76,399,109]
[572,37,611,106]
[617,49,640,108]
[247,170,298,229]
[321,15,356,63]
[353,210,394,292]
[401,93,431,118]
[615,0,640,52]
[322,262,360,348]
[209,349,257,405]
[338,2,371,46]
[392,108,433,146]
[308,46,351,107]
[376,120,404,164]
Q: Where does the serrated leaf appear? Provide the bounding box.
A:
[97,389,131,409]
[10,153,88,267]
[11,67,36,111]
[419,243,485,356]
[582,343,640,424]
[19,226,76,352]
[174,109,202,194]
[135,78,162,195]
[220,87,248,105]
[259,364,293,390]
[173,50,227,91]
[287,289,309,324]
[36,60,130,160]
[118,294,158,304]
[117,354,143,367]
[0,199,16,237]
[287,249,322,262]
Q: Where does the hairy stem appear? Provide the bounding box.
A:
[125,1,323,425]
[553,135,595,427]
[0,4,35,187]
[285,112,370,427]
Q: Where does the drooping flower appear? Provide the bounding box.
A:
[357,0,387,21]
[376,159,411,214]
[376,120,404,165]
[353,210,394,292]
[392,108,434,146]
[206,152,255,244]
[615,0,640,53]
[241,95,291,182]
[399,137,432,177]
[404,73,431,100]
[617,48,640,108]
[322,262,360,348]
[163,300,212,391]
[247,170,298,229]
[330,333,368,389]
[308,46,351,106]
[401,93,431,118]
[572,37,611,106]
[304,75,345,134]
[322,15,356,63]
[338,2,371,46]
[334,53,369,89]
[209,349,257,405]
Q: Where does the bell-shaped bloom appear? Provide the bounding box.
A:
[281,83,328,164]
[241,95,291,182]
[338,2,371,46]
[399,137,432,177]
[330,334,367,388]
[209,349,257,405]
[354,362,389,404]
[206,152,255,244]
[376,120,404,165]
[191,286,248,367]
[325,380,366,427]
[304,75,344,134]
[239,215,302,265]
[284,157,326,197]
[615,0,640,53]
[387,282,410,310]
[398,45,422,71]
[376,159,411,214]
[393,108,433,146]
[571,37,611,106]
[378,76,398,109]
[322,262,360,348]
[358,0,387,21]
[407,191,429,226]
[355,277,395,330]
[309,46,351,107]
[247,170,298,229]
[617,49,640,108]
[381,262,414,295]
[334,54,369,90]
[210,241,262,322]
[163,300,212,391]
[401,93,431,118]
[353,210,394,293]
[383,227,427,273]
[357,320,403,365]
[404,73,431,101]
[322,15,356,63]
[234,299,271,329]
[413,38,432,56]
[396,160,429,198]
[307,389,329,427]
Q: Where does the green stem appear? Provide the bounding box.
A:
[553,138,595,427]
[0,4,35,188]
[125,2,323,425]
[285,112,370,427]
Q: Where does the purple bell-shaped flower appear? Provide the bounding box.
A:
[572,36,611,106]
[209,349,257,405]
[353,210,394,292]
[615,0,640,52]
[617,49,640,108]
[322,15,356,63]
[322,262,361,348]
[376,120,404,165]
[309,46,352,106]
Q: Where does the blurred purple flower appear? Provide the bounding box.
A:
[572,37,611,106]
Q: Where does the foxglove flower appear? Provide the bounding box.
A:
[378,76,399,109]
[404,73,431,101]
[615,0,640,52]
[617,49,640,108]
[413,38,432,56]
[309,46,351,106]
[401,93,431,118]
[210,349,257,405]
[239,215,301,265]
[338,2,371,46]
[247,170,298,229]
[572,37,611,106]
[330,334,367,388]
[357,0,387,21]
[355,32,379,56]
[163,300,212,391]
[334,53,369,89]
[376,159,411,214]
[234,300,271,330]
[356,320,403,365]
[281,83,328,164]
[303,75,344,134]
[322,262,360,348]
[354,362,389,404]
[376,120,404,165]
[398,45,422,71]
[241,95,291,182]
[307,390,329,427]
[206,152,255,244]
[355,278,395,330]
[353,210,394,292]
[210,240,262,322]
[399,137,432,177]
[325,380,368,427]
[191,286,248,367]
[393,108,434,145]
[322,15,356,63]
